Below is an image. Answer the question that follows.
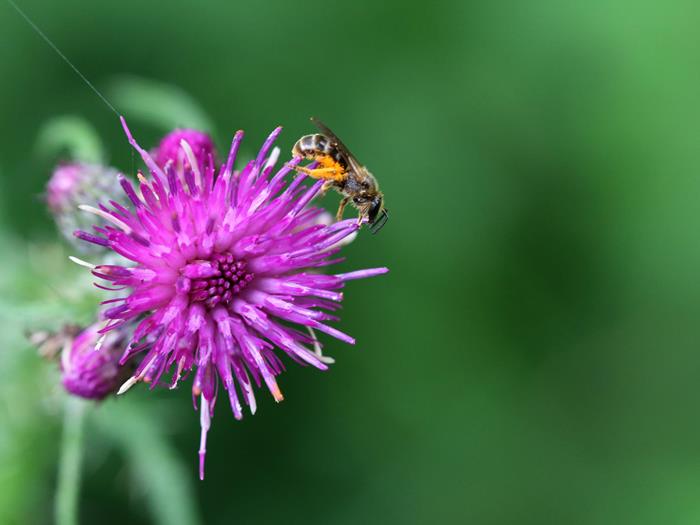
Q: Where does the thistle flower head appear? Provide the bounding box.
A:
[46,163,124,251]
[75,118,388,478]
[60,322,127,400]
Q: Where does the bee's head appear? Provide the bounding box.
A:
[352,193,388,233]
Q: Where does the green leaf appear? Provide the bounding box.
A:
[107,76,216,133]
[36,116,105,164]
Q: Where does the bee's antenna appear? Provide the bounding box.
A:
[370,209,389,234]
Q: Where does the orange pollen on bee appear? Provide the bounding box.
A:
[316,155,343,171]
[300,154,347,182]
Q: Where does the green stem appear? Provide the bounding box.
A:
[55,397,87,525]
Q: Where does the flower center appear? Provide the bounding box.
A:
[189,253,254,309]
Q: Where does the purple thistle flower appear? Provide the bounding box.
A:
[75,117,388,479]
[61,322,127,400]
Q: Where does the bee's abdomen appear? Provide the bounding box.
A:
[292,134,347,167]
[293,134,333,158]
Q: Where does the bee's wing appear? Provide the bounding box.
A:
[310,117,365,173]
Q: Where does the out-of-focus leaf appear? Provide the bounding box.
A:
[36,116,105,164]
[0,237,100,329]
[107,76,216,133]
[92,399,202,525]
[0,229,62,524]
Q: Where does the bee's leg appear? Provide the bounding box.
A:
[291,165,345,182]
[336,197,350,222]
[356,208,370,226]
[290,164,315,176]
[311,168,345,181]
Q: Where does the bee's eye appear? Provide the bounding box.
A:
[352,197,362,204]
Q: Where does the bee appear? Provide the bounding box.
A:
[290,117,388,234]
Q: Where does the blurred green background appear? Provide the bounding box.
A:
[2,0,700,523]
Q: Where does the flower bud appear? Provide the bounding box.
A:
[46,163,123,252]
[155,129,217,172]
[60,322,126,400]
